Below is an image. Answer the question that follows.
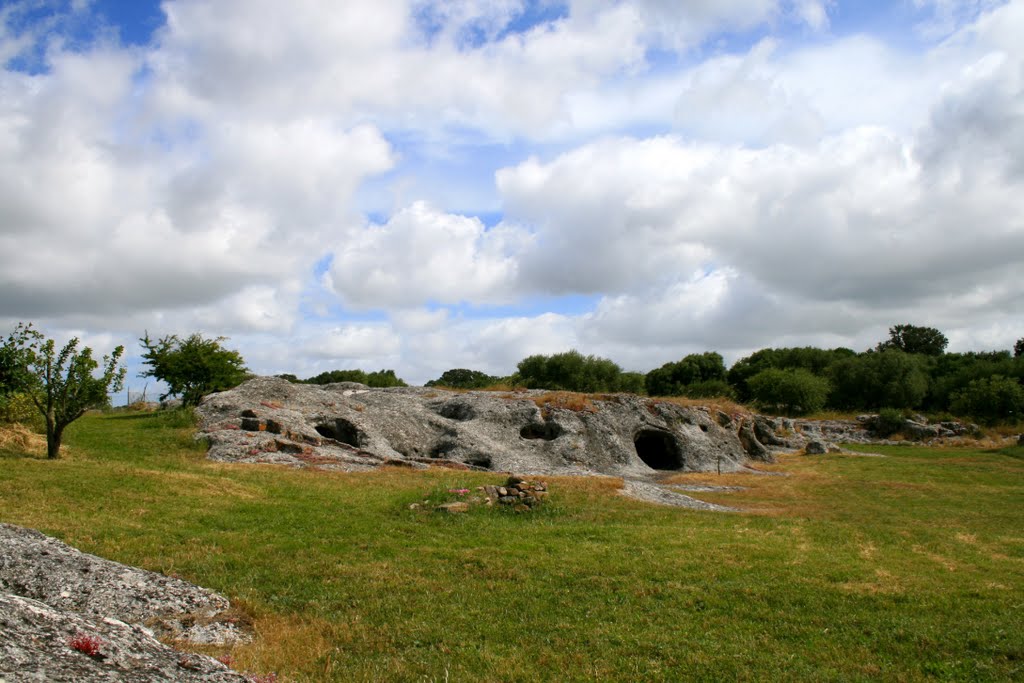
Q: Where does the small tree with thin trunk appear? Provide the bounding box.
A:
[1,323,125,459]
[139,332,249,407]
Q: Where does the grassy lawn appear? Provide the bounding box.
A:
[1,412,1022,682]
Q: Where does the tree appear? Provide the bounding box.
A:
[1,323,125,459]
[876,324,948,356]
[828,350,929,410]
[950,376,1024,425]
[646,352,727,397]
[426,369,498,389]
[747,368,830,416]
[139,332,248,407]
[515,350,627,393]
[1015,338,1024,358]
[726,347,854,401]
[304,369,407,387]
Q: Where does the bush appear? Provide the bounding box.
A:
[304,369,407,387]
[646,352,727,397]
[726,347,854,402]
[828,350,929,410]
[748,368,830,416]
[875,407,906,437]
[950,376,1024,425]
[516,350,628,393]
[0,392,38,426]
[679,379,736,400]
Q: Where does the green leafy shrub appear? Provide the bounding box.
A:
[748,368,830,416]
[646,352,727,397]
[304,369,407,387]
[828,350,929,410]
[950,376,1024,425]
[0,392,38,426]
[875,407,906,437]
[516,350,630,393]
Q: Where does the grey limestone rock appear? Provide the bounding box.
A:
[0,523,247,646]
[0,593,248,682]
[0,524,251,682]
[195,377,762,477]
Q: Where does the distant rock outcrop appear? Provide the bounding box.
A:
[195,377,769,477]
[0,523,249,682]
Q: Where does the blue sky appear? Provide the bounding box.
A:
[1,0,1022,392]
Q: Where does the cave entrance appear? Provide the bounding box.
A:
[633,429,684,471]
[314,418,364,448]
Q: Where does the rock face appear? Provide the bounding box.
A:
[195,377,763,477]
[0,523,250,682]
[0,593,248,682]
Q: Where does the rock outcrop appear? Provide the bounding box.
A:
[195,377,764,477]
[0,523,250,682]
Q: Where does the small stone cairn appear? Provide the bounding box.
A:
[427,476,549,514]
[481,475,549,511]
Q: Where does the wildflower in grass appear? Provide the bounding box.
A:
[69,633,103,657]
[448,488,470,495]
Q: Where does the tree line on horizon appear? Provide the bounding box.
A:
[424,325,1024,424]
[3,322,1024,461]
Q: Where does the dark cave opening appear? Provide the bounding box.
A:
[314,418,363,448]
[633,429,684,471]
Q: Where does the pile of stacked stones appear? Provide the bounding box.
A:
[481,476,548,511]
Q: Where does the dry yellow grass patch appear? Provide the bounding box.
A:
[530,391,599,413]
[182,610,341,682]
[649,395,752,417]
[131,468,262,500]
[839,568,905,595]
[0,423,60,457]
[661,453,836,516]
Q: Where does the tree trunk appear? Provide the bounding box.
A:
[46,414,63,459]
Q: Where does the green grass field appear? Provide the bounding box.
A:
[1,412,1022,682]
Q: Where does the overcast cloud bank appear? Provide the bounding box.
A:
[1,0,1022,387]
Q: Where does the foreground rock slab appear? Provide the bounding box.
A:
[0,593,248,683]
[0,523,251,682]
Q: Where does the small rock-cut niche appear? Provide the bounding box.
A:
[436,401,476,421]
[429,440,458,458]
[314,418,363,448]
[467,453,492,469]
[520,421,563,441]
[634,429,684,471]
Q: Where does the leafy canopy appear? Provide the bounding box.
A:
[2,323,125,458]
[303,369,407,388]
[747,368,830,416]
[516,350,631,393]
[877,324,949,356]
[425,368,498,389]
[139,332,248,407]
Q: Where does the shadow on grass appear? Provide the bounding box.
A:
[0,448,47,460]
[995,445,1024,460]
